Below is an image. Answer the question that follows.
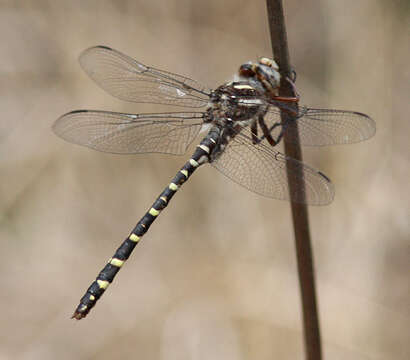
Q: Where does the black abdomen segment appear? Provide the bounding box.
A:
[72,127,220,319]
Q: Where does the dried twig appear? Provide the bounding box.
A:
[266,1,322,359]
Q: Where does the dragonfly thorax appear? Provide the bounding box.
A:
[209,82,267,125]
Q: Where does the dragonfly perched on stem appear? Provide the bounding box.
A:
[53,46,375,319]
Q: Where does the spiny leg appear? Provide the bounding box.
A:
[289,67,297,83]
[72,127,221,320]
[286,75,299,96]
[257,115,284,146]
[270,76,300,105]
[270,95,299,103]
[251,120,258,145]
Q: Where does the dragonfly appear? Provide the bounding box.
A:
[53,46,375,319]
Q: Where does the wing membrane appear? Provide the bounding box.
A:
[211,128,334,205]
[53,110,204,155]
[79,46,210,108]
[265,106,376,146]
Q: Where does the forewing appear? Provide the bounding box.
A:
[53,110,204,155]
[79,46,210,108]
[211,129,334,205]
[265,106,376,146]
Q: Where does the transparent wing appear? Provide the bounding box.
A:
[53,110,205,155]
[211,127,334,205]
[79,46,210,108]
[265,106,376,146]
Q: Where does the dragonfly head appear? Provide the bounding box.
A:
[238,58,281,95]
[258,57,279,71]
[238,62,257,78]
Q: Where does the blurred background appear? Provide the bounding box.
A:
[0,0,408,359]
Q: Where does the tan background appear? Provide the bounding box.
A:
[1,0,409,359]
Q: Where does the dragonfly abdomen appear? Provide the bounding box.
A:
[72,126,220,319]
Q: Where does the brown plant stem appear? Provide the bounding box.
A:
[266,1,323,359]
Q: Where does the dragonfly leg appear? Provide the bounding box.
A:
[251,120,258,145]
[258,115,280,146]
[253,119,283,145]
[285,75,300,99]
[271,94,300,103]
[270,75,300,103]
[273,127,284,145]
[289,67,297,82]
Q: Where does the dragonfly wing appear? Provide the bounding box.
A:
[211,128,334,205]
[265,106,376,146]
[53,110,204,155]
[79,46,210,108]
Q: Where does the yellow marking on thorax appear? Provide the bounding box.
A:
[210,138,217,144]
[233,84,254,90]
[149,208,160,216]
[97,280,110,290]
[189,159,199,167]
[169,183,178,191]
[160,196,167,203]
[109,258,125,267]
[180,169,188,177]
[89,295,95,301]
[129,233,140,242]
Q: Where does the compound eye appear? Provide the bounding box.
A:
[259,57,279,71]
[238,63,255,78]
